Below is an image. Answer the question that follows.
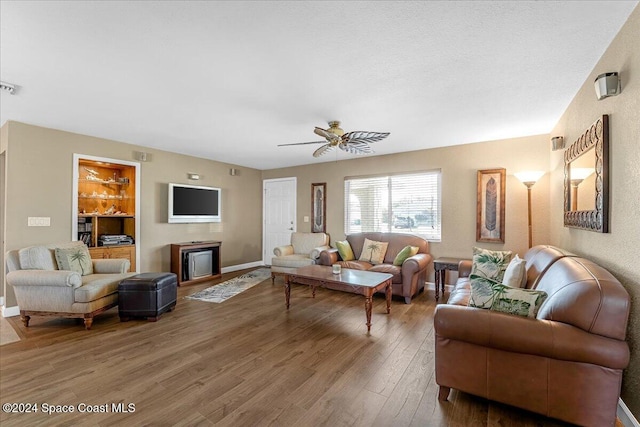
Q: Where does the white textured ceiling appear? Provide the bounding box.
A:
[1,1,637,170]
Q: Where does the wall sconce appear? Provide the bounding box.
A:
[135,151,149,162]
[594,72,621,100]
[187,173,200,180]
[551,136,565,151]
[514,171,545,248]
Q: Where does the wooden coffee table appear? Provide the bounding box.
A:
[284,265,393,332]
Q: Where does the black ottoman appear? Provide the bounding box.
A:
[118,272,177,322]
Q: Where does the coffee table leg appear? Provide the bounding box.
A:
[365,295,373,332]
[284,275,291,309]
[312,285,316,298]
[385,280,392,314]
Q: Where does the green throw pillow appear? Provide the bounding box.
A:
[469,274,547,318]
[55,245,94,276]
[470,247,512,282]
[335,240,355,261]
[393,245,419,266]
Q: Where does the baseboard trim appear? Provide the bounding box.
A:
[618,397,640,427]
[221,261,265,274]
[2,305,20,318]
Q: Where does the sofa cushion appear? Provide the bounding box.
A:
[393,245,419,266]
[489,285,548,318]
[75,273,130,303]
[272,254,316,268]
[502,254,527,288]
[370,264,402,283]
[470,247,512,282]
[55,245,94,276]
[359,238,388,265]
[18,246,57,270]
[336,240,355,261]
[339,260,372,270]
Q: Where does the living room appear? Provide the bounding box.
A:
[1,1,639,426]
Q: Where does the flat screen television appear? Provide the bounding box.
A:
[168,183,221,223]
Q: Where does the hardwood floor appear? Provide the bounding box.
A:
[0,268,576,426]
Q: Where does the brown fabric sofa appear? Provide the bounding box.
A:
[434,245,630,427]
[318,232,432,303]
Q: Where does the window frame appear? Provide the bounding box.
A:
[344,169,442,242]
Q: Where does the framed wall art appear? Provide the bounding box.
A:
[311,182,326,233]
[476,168,506,243]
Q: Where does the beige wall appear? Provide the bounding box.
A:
[2,121,263,307]
[262,134,551,279]
[549,5,640,416]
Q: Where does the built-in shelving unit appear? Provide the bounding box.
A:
[72,154,141,273]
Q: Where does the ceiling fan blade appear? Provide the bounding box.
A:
[277,141,326,147]
[339,141,374,155]
[314,127,340,143]
[341,131,390,144]
[313,144,335,157]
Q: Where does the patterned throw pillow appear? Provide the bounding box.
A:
[55,245,94,276]
[502,254,527,288]
[470,247,512,282]
[359,238,389,265]
[469,275,547,318]
[393,245,419,266]
[335,240,355,261]
[489,285,548,318]
[469,275,499,309]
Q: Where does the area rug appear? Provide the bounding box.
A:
[0,315,21,346]
[186,268,271,303]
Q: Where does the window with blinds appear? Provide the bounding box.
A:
[344,170,441,241]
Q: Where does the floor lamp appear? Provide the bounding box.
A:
[514,171,545,248]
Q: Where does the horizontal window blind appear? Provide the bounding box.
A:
[344,170,441,241]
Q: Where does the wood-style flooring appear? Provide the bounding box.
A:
[1,268,577,426]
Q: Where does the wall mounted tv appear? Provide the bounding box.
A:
[168,183,221,223]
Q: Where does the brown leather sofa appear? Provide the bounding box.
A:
[318,232,432,303]
[434,245,630,427]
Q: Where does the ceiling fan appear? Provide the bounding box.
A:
[278,121,390,157]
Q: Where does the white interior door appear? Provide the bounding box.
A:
[263,177,297,265]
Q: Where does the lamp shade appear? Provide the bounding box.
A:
[570,168,595,181]
[514,171,545,185]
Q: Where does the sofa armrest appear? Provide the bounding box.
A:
[93,258,131,274]
[402,253,432,275]
[458,260,472,278]
[273,245,294,257]
[310,245,331,260]
[318,248,339,266]
[434,304,630,369]
[6,270,82,288]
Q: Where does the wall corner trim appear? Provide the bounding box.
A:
[2,305,20,318]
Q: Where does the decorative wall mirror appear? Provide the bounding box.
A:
[564,115,609,232]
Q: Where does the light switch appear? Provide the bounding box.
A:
[303,216,309,223]
[28,217,51,226]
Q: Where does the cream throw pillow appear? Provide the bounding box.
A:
[359,238,389,265]
[55,245,94,276]
[469,275,547,317]
[502,254,527,288]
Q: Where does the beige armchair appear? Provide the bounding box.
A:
[270,232,330,282]
[6,241,135,329]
